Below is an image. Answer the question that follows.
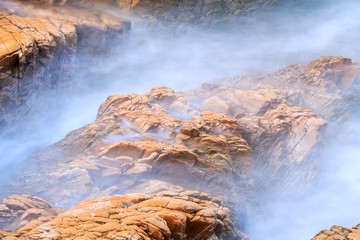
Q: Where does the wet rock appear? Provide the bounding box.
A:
[312,224,360,240]
[3,87,253,211]
[219,56,360,132]
[0,195,58,232]
[1,191,247,240]
[37,0,278,26]
[0,1,131,136]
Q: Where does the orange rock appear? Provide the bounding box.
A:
[0,195,58,232]
[312,224,360,240]
[1,192,247,240]
[0,0,131,136]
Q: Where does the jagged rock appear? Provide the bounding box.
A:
[4,87,254,212]
[181,56,360,193]
[1,191,248,240]
[0,0,131,135]
[219,56,360,132]
[312,224,360,240]
[0,195,58,232]
[35,0,278,26]
[183,83,327,193]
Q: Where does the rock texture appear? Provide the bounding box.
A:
[0,0,130,135]
[219,56,360,133]
[312,224,360,240]
[3,56,355,238]
[0,195,58,232]
[1,191,247,240]
[33,0,278,26]
[4,87,255,211]
[182,56,360,193]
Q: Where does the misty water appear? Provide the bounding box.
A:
[1,0,360,239]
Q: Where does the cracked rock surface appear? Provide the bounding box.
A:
[1,191,247,240]
[0,0,130,135]
[312,224,360,240]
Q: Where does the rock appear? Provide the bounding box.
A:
[183,82,327,193]
[0,0,131,136]
[0,195,58,232]
[312,224,360,240]
[1,191,248,240]
[1,55,339,232]
[36,0,278,26]
[219,56,360,133]
[3,87,254,213]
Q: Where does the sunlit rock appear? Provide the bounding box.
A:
[312,224,360,240]
[0,1,131,136]
[0,195,59,232]
[1,191,248,240]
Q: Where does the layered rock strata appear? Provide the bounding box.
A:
[0,1,130,135]
[218,56,360,133]
[183,56,359,193]
[31,0,278,25]
[312,224,360,240]
[2,82,326,236]
[1,192,247,240]
[4,87,254,210]
[0,194,59,232]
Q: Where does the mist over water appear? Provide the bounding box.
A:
[247,114,360,239]
[1,0,360,238]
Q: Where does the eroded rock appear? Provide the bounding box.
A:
[1,192,247,240]
[4,87,254,212]
[0,0,131,135]
[312,224,360,240]
[0,195,58,232]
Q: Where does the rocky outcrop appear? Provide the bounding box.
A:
[0,195,58,232]
[4,87,254,211]
[219,56,360,133]
[181,56,360,193]
[0,0,130,135]
[1,83,327,237]
[312,224,360,240]
[3,57,348,237]
[1,191,247,240]
[183,85,327,193]
[33,0,278,25]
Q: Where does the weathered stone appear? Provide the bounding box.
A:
[0,195,58,232]
[0,0,131,136]
[312,224,360,240]
[1,192,247,240]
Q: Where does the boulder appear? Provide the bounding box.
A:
[0,195,58,232]
[1,191,247,240]
[0,0,131,136]
[312,224,360,240]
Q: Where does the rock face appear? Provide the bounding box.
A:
[0,195,58,232]
[0,0,131,135]
[1,191,247,240]
[3,55,355,238]
[312,224,360,240]
[4,87,254,212]
[219,56,360,133]
[34,0,278,25]
[181,56,360,193]
[2,82,327,235]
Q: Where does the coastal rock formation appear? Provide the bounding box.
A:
[0,195,58,232]
[219,56,360,132]
[33,0,278,25]
[1,191,247,240]
[0,1,130,135]
[312,224,360,240]
[4,87,254,211]
[183,85,327,193]
[2,82,327,237]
